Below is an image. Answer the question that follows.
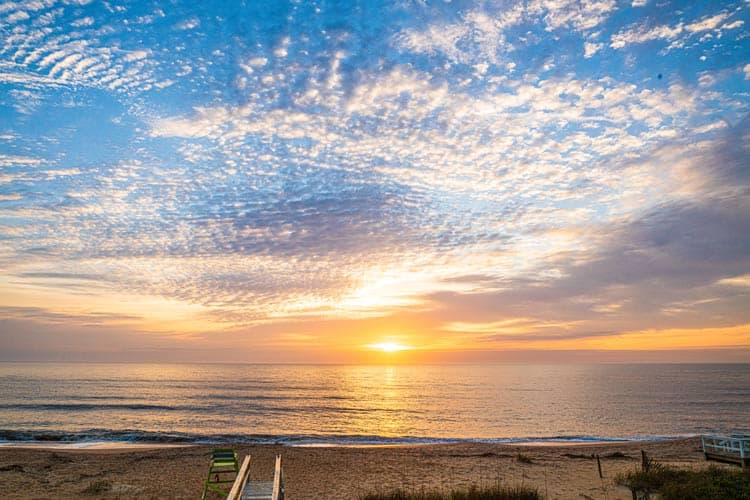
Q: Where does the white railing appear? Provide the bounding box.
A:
[701,435,750,460]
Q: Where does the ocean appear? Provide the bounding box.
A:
[0,363,747,446]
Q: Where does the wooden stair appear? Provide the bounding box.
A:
[227,454,284,500]
[242,481,274,499]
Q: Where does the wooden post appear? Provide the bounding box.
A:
[596,454,603,479]
[641,450,648,472]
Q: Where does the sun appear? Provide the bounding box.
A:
[367,341,410,353]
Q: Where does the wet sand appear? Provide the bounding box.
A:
[0,437,719,499]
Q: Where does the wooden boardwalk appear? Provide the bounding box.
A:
[227,454,284,500]
[701,434,750,467]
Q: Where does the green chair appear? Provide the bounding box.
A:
[201,448,240,499]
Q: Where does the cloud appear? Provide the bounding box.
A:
[123,50,149,62]
[530,0,617,31]
[0,306,137,324]
[610,22,684,49]
[174,16,200,30]
[18,272,108,281]
[0,154,44,167]
[0,1,169,95]
[0,315,199,363]
[421,118,750,341]
[151,107,233,138]
[583,41,603,58]
[722,20,744,30]
[24,61,716,325]
[394,7,514,64]
[393,1,617,65]
[6,9,29,23]
[610,10,741,50]
[684,12,731,33]
[70,15,93,27]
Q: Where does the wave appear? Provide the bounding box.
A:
[0,403,181,412]
[0,402,421,415]
[0,429,696,446]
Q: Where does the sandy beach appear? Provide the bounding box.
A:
[0,437,724,499]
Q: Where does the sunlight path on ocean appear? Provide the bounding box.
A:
[0,363,746,445]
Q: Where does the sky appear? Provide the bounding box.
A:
[0,0,749,363]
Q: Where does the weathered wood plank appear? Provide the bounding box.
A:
[227,455,252,500]
[272,454,283,500]
[242,481,274,499]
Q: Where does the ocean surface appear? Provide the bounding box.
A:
[0,363,747,446]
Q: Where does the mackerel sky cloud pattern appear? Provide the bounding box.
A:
[0,0,748,361]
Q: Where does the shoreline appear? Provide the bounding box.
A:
[0,436,722,499]
[0,440,639,451]
[0,441,192,450]
[0,436,700,451]
[0,432,698,450]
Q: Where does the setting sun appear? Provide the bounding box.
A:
[367,342,410,353]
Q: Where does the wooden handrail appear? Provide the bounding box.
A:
[272,454,283,500]
[227,455,252,500]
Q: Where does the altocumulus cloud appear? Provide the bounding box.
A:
[0,0,748,352]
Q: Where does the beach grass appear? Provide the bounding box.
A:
[360,484,542,500]
[616,464,750,499]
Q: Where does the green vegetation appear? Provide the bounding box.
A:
[360,484,542,500]
[616,464,750,500]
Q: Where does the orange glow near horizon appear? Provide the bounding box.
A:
[2,271,748,363]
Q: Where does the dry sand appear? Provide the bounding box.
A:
[0,437,724,499]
